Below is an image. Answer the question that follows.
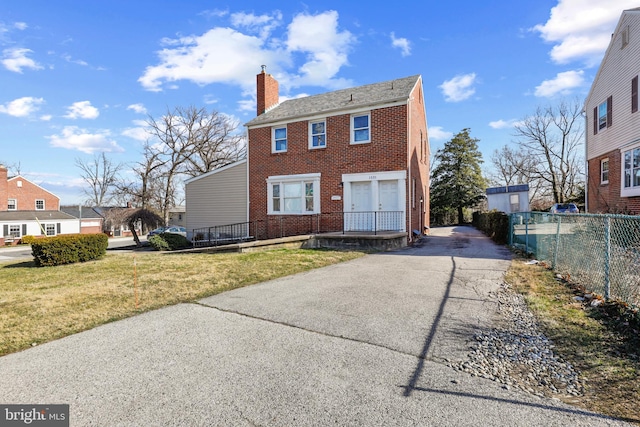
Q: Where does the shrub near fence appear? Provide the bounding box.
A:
[31,233,109,267]
[473,211,510,244]
[509,212,640,307]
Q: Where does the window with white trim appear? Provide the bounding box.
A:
[45,224,56,236]
[594,96,612,134]
[623,147,640,191]
[309,120,326,149]
[8,225,20,238]
[351,112,370,144]
[601,158,609,184]
[272,126,287,153]
[598,100,608,130]
[35,199,45,210]
[267,173,320,214]
[7,199,16,210]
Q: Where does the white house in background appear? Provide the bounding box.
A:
[0,211,80,244]
[168,206,186,227]
[585,7,640,214]
[184,160,248,239]
[486,184,530,213]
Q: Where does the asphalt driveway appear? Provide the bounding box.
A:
[0,226,631,426]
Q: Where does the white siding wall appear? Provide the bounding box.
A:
[586,11,640,160]
[2,219,80,237]
[185,161,248,233]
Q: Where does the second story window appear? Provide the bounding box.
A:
[309,120,326,149]
[351,113,370,144]
[594,96,612,134]
[632,76,638,113]
[7,199,16,210]
[35,199,45,210]
[272,126,287,153]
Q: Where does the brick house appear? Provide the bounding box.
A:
[0,165,79,244]
[245,69,430,244]
[586,7,640,214]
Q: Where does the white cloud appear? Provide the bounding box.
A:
[139,10,356,93]
[122,120,150,141]
[14,22,27,30]
[139,27,274,92]
[428,126,453,141]
[390,32,411,57]
[285,11,356,88]
[40,114,52,121]
[48,126,123,153]
[61,53,88,66]
[64,101,99,119]
[439,73,477,102]
[231,11,282,39]
[533,0,639,66]
[127,103,147,114]
[2,47,43,73]
[0,96,44,117]
[489,119,521,129]
[534,70,585,97]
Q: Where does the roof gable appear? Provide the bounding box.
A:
[7,175,60,201]
[184,159,247,185]
[245,75,421,127]
[586,8,640,106]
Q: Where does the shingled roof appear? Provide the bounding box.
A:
[245,74,421,127]
[0,211,76,221]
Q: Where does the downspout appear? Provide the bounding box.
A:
[583,107,589,213]
[407,96,412,242]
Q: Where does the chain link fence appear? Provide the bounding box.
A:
[509,212,640,307]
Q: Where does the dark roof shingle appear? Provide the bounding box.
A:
[246,74,421,127]
[0,211,77,221]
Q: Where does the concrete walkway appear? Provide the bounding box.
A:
[0,227,631,426]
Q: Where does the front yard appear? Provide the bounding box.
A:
[0,249,364,356]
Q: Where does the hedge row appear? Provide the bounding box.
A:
[148,233,191,251]
[472,211,510,245]
[31,233,109,267]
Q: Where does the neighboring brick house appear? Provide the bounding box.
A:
[586,8,640,214]
[0,165,79,244]
[245,69,430,244]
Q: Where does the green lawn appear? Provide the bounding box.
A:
[0,248,364,356]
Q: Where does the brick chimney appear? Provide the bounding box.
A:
[256,65,279,116]
[0,165,7,211]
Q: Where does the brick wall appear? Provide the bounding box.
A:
[588,149,640,213]
[256,70,279,116]
[408,81,429,233]
[7,177,59,211]
[249,102,430,239]
[0,166,7,211]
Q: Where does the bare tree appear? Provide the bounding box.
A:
[511,99,585,204]
[489,145,549,206]
[0,161,22,176]
[75,152,123,206]
[116,106,245,224]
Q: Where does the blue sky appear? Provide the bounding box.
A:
[1,0,637,205]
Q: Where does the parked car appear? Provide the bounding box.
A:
[163,226,187,237]
[148,226,187,237]
[550,203,579,214]
[147,226,168,237]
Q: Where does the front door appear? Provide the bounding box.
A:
[378,180,400,230]
[348,182,372,231]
